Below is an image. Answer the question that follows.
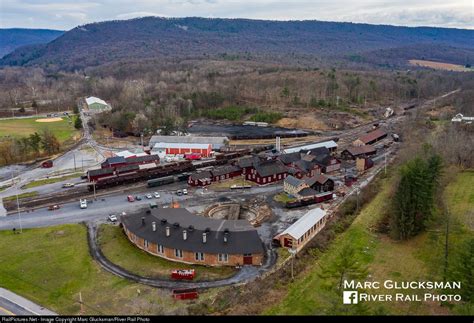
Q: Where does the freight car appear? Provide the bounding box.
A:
[285,191,333,208]
[88,160,194,191]
[147,176,175,188]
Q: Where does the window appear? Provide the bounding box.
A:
[218,253,228,263]
[278,174,282,180]
[195,252,205,261]
[263,178,266,184]
[243,253,252,257]
[144,240,149,249]
[175,249,183,258]
[157,244,164,254]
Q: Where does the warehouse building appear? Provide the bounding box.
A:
[352,129,387,146]
[152,142,213,157]
[121,208,264,266]
[282,140,338,154]
[341,145,377,160]
[273,208,327,252]
[85,96,111,112]
[149,135,228,150]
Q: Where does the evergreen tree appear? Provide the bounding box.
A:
[74,115,83,129]
[28,132,41,156]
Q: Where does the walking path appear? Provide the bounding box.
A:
[87,222,277,289]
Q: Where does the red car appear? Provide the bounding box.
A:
[42,160,53,168]
[127,195,135,202]
[171,269,195,280]
[48,204,60,211]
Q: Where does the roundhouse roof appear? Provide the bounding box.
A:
[121,208,264,255]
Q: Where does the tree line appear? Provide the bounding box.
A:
[0,129,61,166]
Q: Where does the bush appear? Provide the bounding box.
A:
[203,105,257,121]
[249,112,283,123]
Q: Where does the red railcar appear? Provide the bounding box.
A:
[184,153,202,160]
[171,269,195,280]
[172,289,199,300]
[314,191,333,203]
[41,160,53,168]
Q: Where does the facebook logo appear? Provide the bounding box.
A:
[343,291,358,304]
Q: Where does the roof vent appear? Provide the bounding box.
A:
[152,222,156,232]
[173,222,180,228]
[224,232,229,243]
[161,219,167,225]
[141,217,145,226]
[202,232,207,244]
[183,230,187,241]
[165,226,170,237]
[188,225,194,231]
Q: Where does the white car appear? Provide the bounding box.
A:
[182,188,188,195]
[79,199,87,209]
[146,193,153,199]
[62,183,75,188]
[108,214,117,222]
[154,192,160,198]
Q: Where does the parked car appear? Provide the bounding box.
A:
[182,188,188,195]
[48,204,60,211]
[127,195,135,202]
[79,199,87,209]
[41,160,53,168]
[108,214,118,222]
[153,192,160,198]
[63,183,75,188]
[176,190,183,196]
[149,202,158,209]
[135,195,142,201]
[146,193,153,199]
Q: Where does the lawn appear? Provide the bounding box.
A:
[266,170,473,315]
[209,177,256,190]
[273,192,296,204]
[98,224,237,281]
[21,172,83,189]
[0,116,79,143]
[2,191,38,202]
[0,224,207,315]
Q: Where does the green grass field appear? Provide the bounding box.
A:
[98,224,237,281]
[21,172,83,189]
[0,116,79,143]
[2,191,38,202]
[266,170,473,315]
[0,224,209,315]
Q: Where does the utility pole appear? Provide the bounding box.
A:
[356,188,360,213]
[12,171,22,233]
[93,181,97,201]
[289,247,297,280]
[384,152,387,176]
[73,152,77,171]
[79,291,84,314]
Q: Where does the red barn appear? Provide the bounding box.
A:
[152,143,212,157]
[246,160,288,185]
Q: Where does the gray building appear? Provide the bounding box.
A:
[148,135,229,150]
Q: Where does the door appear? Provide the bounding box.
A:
[243,254,253,265]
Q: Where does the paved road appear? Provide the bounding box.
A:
[0,185,281,230]
[87,222,277,290]
[0,288,57,315]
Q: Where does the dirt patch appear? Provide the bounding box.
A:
[277,115,330,131]
[409,59,473,72]
[36,117,63,123]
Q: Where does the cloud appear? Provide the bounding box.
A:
[0,0,472,30]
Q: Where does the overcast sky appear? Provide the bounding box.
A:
[1,0,473,30]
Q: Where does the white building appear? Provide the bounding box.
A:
[282,140,338,154]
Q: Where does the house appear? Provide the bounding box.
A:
[246,159,288,185]
[152,142,213,157]
[314,154,341,173]
[235,156,258,175]
[188,171,213,187]
[149,135,229,151]
[356,157,374,172]
[210,165,242,182]
[121,208,264,266]
[304,174,335,192]
[294,159,321,177]
[282,140,338,154]
[278,152,302,165]
[85,96,111,112]
[352,129,387,146]
[341,145,377,160]
[284,176,309,196]
[101,156,127,169]
[273,208,327,252]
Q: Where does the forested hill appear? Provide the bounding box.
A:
[0,28,64,58]
[2,17,473,70]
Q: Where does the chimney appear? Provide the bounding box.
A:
[183,230,187,240]
[202,232,207,244]
[141,217,145,226]
[165,226,170,237]
[152,222,156,232]
[224,232,228,243]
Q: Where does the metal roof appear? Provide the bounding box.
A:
[283,140,338,154]
[149,135,228,148]
[356,129,387,145]
[152,142,211,150]
[280,208,326,240]
[284,175,305,188]
[86,96,108,106]
[121,208,264,254]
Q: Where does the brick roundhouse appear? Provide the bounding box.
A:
[121,208,264,266]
